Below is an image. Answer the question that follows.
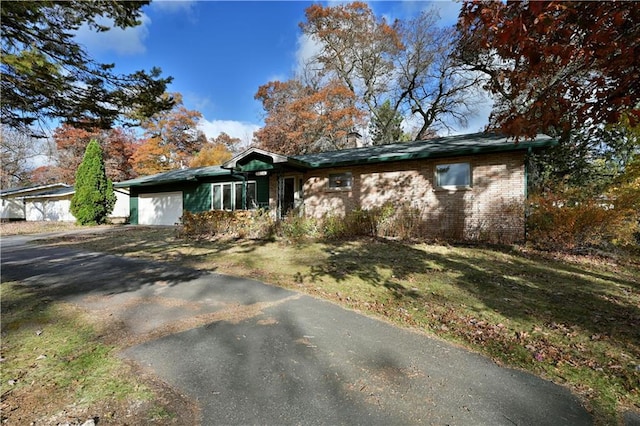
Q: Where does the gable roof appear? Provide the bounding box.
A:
[21,186,76,199]
[292,133,555,168]
[122,133,557,188]
[0,183,70,198]
[115,165,229,188]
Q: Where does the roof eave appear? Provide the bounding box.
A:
[302,138,557,169]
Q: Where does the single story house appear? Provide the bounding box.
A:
[1,183,130,222]
[116,132,556,243]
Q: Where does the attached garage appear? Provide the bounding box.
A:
[137,191,183,225]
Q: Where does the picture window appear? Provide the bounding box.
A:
[435,163,471,188]
[328,172,352,190]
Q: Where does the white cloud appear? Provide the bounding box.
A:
[429,1,464,27]
[199,118,261,149]
[184,92,213,113]
[75,14,151,56]
[150,0,196,14]
[295,33,323,77]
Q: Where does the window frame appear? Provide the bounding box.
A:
[211,180,257,211]
[434,162,472,189]
[327,172,353,191]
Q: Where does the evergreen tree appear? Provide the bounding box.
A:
[70,140,116,225]
[370,100,406,145]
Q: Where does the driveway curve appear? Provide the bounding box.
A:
[1,234,592,425]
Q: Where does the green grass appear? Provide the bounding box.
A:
[0,282,160,423]
[43,227,640,424]
[0,221,81,236]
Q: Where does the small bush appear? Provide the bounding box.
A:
[277,209,319,244]
[466,199,525,244]
[378,203,428,240]
[180,209,275,240]
[526,193,638,251]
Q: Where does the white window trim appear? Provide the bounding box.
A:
[326,172,353,192]
[434,162,472,190]
[211,181,257,211]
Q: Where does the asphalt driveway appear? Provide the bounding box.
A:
[1,234,592,425]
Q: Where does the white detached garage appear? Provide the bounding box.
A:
[137,191,183,225]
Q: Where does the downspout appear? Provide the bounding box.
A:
[524,147,532,242]
[231,171,247,210]
[277,170,283,220]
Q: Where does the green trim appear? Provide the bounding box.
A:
[129,196,138,225]
[238,159,276,172]
[294,134,557,169]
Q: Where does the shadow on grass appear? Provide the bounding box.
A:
[309,238,640,349]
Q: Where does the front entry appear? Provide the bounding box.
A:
[283,177,295,216]
[278,176,302,218]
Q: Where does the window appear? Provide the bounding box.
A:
[435,163,471,188]
[212,181,257,210]
[328,172,352,190]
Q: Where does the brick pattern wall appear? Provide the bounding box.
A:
[300,151,527,243]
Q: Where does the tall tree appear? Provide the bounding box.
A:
[189,133,239,167]
[0,126,49,188]
[396,16,484,138]
[1,1,173,135]
[301,2,402,117]
[369,100,405,145]
[457,1,640,139]
[291,2,482,143]
[254,79,364,155]
[133,93,206,174]
[70,139,116,225]
[52,124,137,184]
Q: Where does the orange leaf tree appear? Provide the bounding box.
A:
[189,133,239,167]
[254,79,365,155]
[133,93,206,174]
[257,2,483,148]
[52,124,137,184]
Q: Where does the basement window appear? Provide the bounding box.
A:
[328,172,352,190]
[435,163,471,188]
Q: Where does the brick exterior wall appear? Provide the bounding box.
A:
[298,151,527,243]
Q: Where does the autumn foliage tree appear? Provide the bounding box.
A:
[189,133,239,167]
[457,1,640,138]
[255,79,364,155]
[133,93,206,175]
[301,2,402,120]
[255,2,483,152]
[51,124,137,184]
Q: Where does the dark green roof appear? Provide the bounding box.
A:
[115,165,230,188]
[292,133,556,168]
[122,133,557,187]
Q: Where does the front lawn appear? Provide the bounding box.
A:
[39,226,640,424]
[0,281,197,425]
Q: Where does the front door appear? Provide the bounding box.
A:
[282,177,295,216]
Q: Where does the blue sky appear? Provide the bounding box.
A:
[75,1,490,145]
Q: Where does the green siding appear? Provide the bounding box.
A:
[126,174,270,221]
[130,196,138,225]
[184,184,211,212]
[238,159,276,172]
[256,176,269,207]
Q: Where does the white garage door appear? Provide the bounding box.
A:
[138,191,183,225]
